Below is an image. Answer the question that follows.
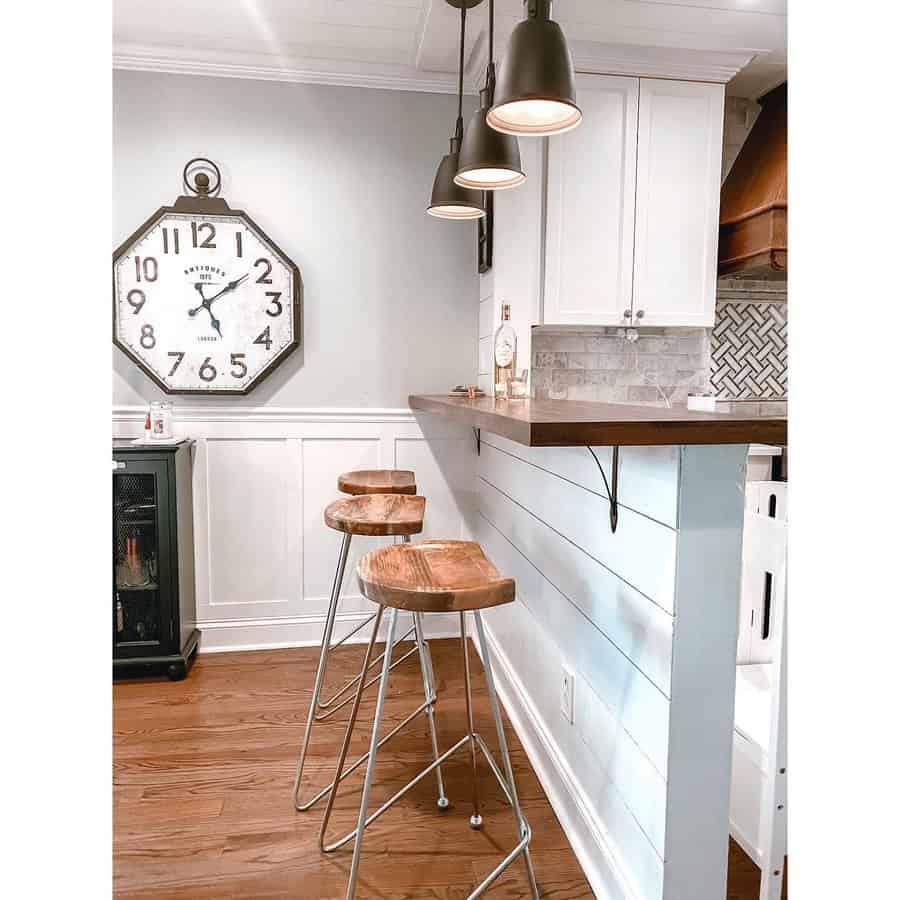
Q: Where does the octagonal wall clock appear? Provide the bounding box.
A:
[113,158,302,395]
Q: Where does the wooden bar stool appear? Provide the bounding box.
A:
[319,540,540,900]
[292,488,447,816]
[311,469,422,720]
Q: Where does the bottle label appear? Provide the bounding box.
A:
[495,339,514,367]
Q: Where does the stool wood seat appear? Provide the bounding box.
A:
[357,540,515,613]
[323,540,538,899]
[324,495,425,537]
[338,469,416,496]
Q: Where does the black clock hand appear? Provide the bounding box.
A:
[188,275,248,317]
[188,283,211,317]
[206,273,249,306]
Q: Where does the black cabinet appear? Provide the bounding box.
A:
[113,440,200,680]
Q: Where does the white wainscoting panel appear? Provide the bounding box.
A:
[113,406,472,651]
[205,438,303,619]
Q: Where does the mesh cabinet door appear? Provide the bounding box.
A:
[113,458,173,657]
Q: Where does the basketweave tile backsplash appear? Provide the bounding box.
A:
[711,301,787,399]
[531,285,787,405]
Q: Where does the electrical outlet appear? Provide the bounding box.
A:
[561,667,575,724]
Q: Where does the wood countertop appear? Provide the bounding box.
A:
[408,395,786,448]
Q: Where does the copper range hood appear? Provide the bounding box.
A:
[718,82,787,278]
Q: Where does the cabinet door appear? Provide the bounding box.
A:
[632,79,724,327]
[113,457,174,657]
[543,75,639,326]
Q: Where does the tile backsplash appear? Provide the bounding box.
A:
[531,281,788,409]
[531,328,710,405]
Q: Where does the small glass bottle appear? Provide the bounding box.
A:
[493,304,517,398]
[150,401,173,439]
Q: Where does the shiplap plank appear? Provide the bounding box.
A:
[478,441,677,612]
[478,477,673,696]
[483,431,679,528]
[481,600,665,900]
[475,513,670,781]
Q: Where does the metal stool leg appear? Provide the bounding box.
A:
[460,611,483,829]
[345,606,400,900]
[315,532,424,719]
[473,610,540,900]
[414,611,448,808]
[292,532,352,811]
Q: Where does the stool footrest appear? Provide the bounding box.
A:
[320,730,533,897]
[295,695,436,812]
[315,626,418,720]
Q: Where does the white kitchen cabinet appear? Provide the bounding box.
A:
[539,74,724,328]
[543,75,638,326]
[632,79,724,327]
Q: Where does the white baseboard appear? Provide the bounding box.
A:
[198,609,461,653]
[473,616,639,900]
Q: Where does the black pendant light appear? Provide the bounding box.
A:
[427,1,485,220]
[487,0,581,137]
[455,0,525,191]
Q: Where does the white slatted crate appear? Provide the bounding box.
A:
[731,482,787,900]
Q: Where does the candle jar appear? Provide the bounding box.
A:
[508,372,529,400]
[150,402,173,439]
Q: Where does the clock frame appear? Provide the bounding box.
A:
[113,162,302,396]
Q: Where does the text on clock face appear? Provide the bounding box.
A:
[113,211,298,394]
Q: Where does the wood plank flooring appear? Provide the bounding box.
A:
[114,639,780,899]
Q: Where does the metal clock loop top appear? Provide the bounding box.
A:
[182,157,222,198]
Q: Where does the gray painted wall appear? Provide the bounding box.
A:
[113,70,478,408]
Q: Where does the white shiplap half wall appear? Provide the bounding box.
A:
[472,433,746,900]
[113,407,475,650]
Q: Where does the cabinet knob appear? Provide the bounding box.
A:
[623,309,632,318]
[635,309,645,320]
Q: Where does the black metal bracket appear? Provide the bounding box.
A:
[587,445,619,533]
[473,427,482,456]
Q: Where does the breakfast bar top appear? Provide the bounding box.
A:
[408,395,787,448]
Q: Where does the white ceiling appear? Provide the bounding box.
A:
[113,0,786,98]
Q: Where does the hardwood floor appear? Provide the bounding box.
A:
[114,639,779,899]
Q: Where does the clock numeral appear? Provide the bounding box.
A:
[265,291,283,317]
[254,258,272,284]
[253,326,273,351]
[134,256,158,283]
[235,232,243,258]
[230,353,248,378]
[140,324,156,349]
[192,222,217,249]
[126,288,146,315]
[167,351,185,377]
[199,357,217,382]
[162,227,180,254]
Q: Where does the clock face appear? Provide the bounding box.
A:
[113,209,300,394]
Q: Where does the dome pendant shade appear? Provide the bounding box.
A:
[455,92,526,191]
[487,1,581,136]
[428,143,486,219]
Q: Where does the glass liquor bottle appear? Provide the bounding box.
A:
[493,304,517,398]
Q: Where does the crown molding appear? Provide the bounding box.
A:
[571,42,757,84]
[113,44,480,95]
[113,40,758,95]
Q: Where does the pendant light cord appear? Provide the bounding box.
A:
[485,0,495,99]
[453,2,467,143]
